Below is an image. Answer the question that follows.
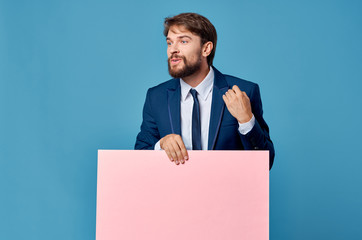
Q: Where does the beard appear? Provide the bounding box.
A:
[168,53,202,79]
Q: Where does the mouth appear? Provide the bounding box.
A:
[170,58,182,65]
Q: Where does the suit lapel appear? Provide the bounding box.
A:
[166,69,229,149]
[208,67,229,150]
[167,81,181,135]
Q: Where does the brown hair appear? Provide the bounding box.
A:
[164,13,217,66]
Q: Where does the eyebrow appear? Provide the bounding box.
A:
[166,35,192,41]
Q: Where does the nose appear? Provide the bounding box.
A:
[169,43,180,55]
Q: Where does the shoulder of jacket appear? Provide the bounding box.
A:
[223,74,258,88]
[148,78,178,92]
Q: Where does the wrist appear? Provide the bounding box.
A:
[237,113,253,124]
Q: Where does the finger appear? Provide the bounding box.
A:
[160,138,173,161]
[222,94,229,105]
[225,91,232,99]
[168,140,181,165]
[175,137,188,162]
[242,91,250,100]
[170,140,184,164]
[163,146,174,162]
[167,143,179,165]
[232,85,242,94]
[227,89,236,99]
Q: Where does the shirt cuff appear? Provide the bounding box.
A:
[238,115,255,135]
[154,140,162,150]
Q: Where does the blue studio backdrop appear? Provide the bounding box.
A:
[1,0,362,239]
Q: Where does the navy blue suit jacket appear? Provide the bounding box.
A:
[135,67,275,168]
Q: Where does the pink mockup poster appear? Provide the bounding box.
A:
[96,150,269,240]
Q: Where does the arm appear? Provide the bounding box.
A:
[134,89,189,165]
[223,84,275,169]
[134,89,160,150]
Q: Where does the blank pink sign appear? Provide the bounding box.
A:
[96,150,269,240]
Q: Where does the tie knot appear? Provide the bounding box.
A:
[190,89,198,99]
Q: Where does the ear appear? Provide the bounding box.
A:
[202,41,213,57]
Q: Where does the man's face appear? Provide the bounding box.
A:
[166,25,203,79]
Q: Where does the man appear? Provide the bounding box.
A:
[135,13,275,169]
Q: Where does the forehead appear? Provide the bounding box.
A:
[167,25,199,39]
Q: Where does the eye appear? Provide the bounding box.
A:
[167,41,172,46]
[181,40,188,44]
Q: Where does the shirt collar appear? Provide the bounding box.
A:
[180,67,214,101]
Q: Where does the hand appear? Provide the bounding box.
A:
[222,85,253,123]
[160,134,189,165]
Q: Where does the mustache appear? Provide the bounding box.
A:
[169,54,185,61]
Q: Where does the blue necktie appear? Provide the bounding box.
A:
[190,89,202,150]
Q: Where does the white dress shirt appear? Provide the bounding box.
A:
[155,67,255,150]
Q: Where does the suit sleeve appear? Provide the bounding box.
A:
[134,89,160,150]
[239,84,275,169]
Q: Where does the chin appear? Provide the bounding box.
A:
[169,66,185,78]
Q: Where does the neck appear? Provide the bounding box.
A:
[182,63,210,88]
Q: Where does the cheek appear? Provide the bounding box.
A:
[185,52,200,63]
[186,46,202,60]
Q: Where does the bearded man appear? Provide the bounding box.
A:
[135,13,275,169]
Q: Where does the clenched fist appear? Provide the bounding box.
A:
[160,134,189,165]
[222,85,253,124]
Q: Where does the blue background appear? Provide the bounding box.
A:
[1,0,361,239]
